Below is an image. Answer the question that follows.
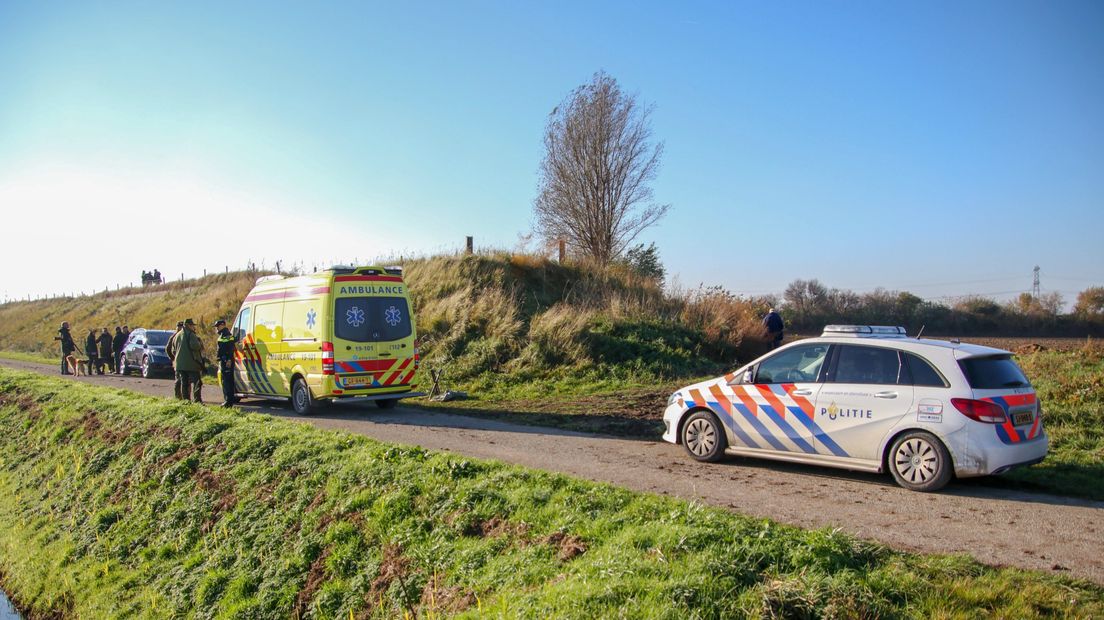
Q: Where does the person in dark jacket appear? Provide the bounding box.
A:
[112,326,127,374]
[171,319,205,402]
[213,319,238,407]
[166,321,185,398]
[97,328,114,374]
[85,329,99,372]
[763,308,785,350]
[54,322,76,374]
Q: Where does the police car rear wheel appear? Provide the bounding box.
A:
[291,378,314,415]
[889,431,952,492]
[681,411,726,462]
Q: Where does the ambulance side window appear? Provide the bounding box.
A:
[235,307,251,339]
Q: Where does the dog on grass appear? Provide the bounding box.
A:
[65,355,90,376]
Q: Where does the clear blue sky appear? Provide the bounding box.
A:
[1,1,1101,304]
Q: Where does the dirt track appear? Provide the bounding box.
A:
[3,357,1102,584]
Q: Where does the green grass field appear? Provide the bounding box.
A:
[0,368,1101,619]
[1002,345,1104,499]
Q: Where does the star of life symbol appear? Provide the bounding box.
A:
[346,306,365,327]
[306,308,317,329]
[384,305,402,327]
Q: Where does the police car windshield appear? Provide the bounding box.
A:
[144,331,172,346]
[334,297,412,342]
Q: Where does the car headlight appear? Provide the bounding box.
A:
[667,392,680,406]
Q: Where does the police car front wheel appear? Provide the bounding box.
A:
[888,431,952,492]
[681,411,726,462]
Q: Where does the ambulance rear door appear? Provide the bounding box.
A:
[331,278,416,392]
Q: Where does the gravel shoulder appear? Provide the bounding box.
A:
[3,356,1102,584]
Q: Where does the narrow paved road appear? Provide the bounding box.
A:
[3,357,1102,584]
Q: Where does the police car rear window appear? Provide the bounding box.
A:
[904,353,948,387]
[959,355,1030,389]
[334,297,412,342]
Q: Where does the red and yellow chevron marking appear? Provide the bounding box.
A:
[382,358,412,385]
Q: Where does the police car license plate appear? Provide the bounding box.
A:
[1013,410,1034,426]
[344,376,371,387]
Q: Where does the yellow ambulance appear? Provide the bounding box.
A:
[226,266,421,414]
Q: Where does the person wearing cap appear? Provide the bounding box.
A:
[214,319,238,407]
[54,321,76,374]
[165,321,185,398]
[762,307,785,350]
[171,318,205,402]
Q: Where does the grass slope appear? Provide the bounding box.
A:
[1,369,1102,619]
[1004,344,1104,498]
[0,271,262,357]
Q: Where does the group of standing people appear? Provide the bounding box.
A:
[55,318,239,408]
[148,318,239,408]
[54,322,130,375]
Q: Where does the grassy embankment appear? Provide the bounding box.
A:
[2,368,1102,619]
[0,252,767,408]
[1002,344,1104,499]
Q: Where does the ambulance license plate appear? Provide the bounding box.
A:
[343,376,372,387]
[1013,410,1033,426]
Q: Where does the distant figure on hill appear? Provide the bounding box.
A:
[54,321,76,375]
[84,329,99,373]
[141,270,162,286]
[97,328,113,374]
[112,326,126,374]
[763,308,785,350]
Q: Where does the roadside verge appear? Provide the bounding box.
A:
[0,368,1101,618]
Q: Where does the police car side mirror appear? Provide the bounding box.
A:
[727,369,755,386]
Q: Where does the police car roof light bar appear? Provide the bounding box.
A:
[822,325,907,337]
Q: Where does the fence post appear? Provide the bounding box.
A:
[466,236,473,254]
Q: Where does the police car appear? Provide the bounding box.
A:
[661,325,1047,491]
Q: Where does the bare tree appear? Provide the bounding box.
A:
[534,71,669,265]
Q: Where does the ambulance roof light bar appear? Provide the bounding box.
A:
[822,325,907,338]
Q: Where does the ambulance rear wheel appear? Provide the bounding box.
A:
[888,431,952,492]
[375,398,398,410]
[291,378,315,415]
